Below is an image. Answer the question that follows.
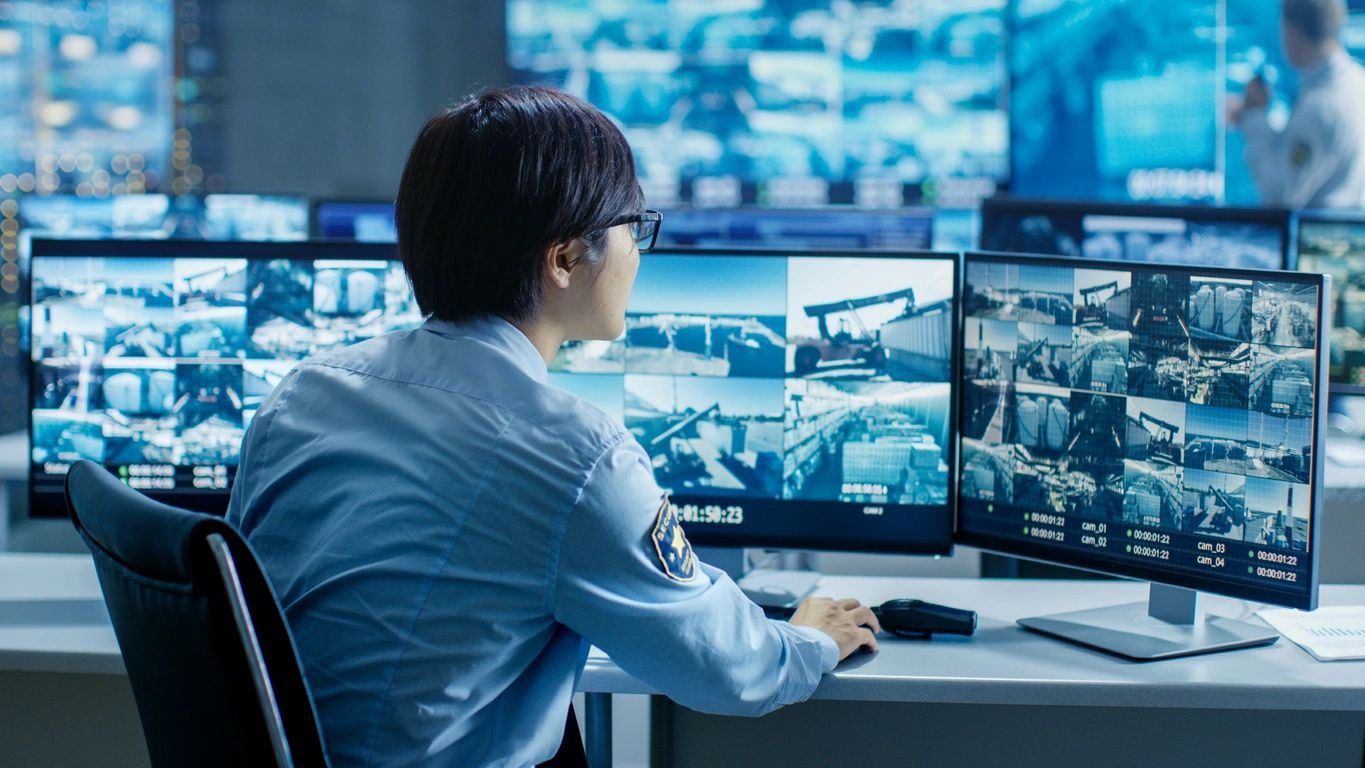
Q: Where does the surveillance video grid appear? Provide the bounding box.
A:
[507,0,1006,207]
[29,252,421,496]
[552,252,956,535]
[1297,216,1365,387]
[959,253,1321,604]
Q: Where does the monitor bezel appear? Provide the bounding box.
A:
[26,237,403,519]
[978,196,1296,270]
[954,249,1326,610]
[1296,209,1365,395]
[310,199,395,240]
[642,245,960,556]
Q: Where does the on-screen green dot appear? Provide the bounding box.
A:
[1126,529,1132,537]
[1248,566,1255,574]
[1126,545,1132,553]
[1249,550,1255,558]
[1023,527,1029,534]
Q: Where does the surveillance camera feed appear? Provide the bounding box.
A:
[507,0,1006,207]
[550,249,956,553]
[1297,215,1365,389]
[959,252,1324,608]
[27,242,421,514]
[979,200,1288,270]
[1008,0,1299,205]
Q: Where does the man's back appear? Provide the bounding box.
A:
[227,316,837,766]
[228,318,619,765]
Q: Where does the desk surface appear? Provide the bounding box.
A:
[3,553,1364,711]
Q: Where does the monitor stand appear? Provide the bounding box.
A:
[1017,583,1280,661]
[697,547,821,611]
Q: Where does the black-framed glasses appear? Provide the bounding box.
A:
[606,209,663,252]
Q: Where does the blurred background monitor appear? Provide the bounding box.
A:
[507,1,1007,208]
[313,200,397,243]
[550,247,958,554]
[0,0,175,193]
[25,238,421,516]
[1297,211,1365,392]
[188,194,309,241]
[979,198,1291,271]
[958,250,1327,657]
[1008,0,1310,206]
[656,207,935,251]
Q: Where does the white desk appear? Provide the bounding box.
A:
[3,554,1364,766]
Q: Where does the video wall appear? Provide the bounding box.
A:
[508,0,1008,207]
[0,0,174,194]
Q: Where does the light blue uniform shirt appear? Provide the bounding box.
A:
[227,316,837,767]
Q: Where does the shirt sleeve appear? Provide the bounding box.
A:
[552,436,837,718]
[1242,101,1343,209]
[1240,107,1288,205]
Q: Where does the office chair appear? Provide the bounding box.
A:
[65,460,329,768]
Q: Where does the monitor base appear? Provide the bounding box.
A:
[1018,584,1280,661]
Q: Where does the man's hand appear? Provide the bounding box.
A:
[1243,76,1271,112]
[790,596,880,660]
[1229,76,1271,126]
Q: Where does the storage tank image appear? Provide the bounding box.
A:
[1045,399,1069,450]
[1017,397,1040,447]
[1194,285,1216,331]
[1221,287,1246,334]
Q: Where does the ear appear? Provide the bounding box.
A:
[542,238,586,290]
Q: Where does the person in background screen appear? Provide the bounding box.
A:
[227,86,878,768]
[1232,0,1365,209]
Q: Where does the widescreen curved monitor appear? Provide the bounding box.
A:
[549,247,959,554]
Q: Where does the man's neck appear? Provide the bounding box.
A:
[505,315,566,366]
[1297,44,1342,77]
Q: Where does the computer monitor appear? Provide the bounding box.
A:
[313,201,397,243]
[957,250,1327,659]
[1297,211,1365,392]
[657,208,935,251]
[980,198,1291,271]
[549,247,958,554]
[192,195,310,241]
[26,238,420,517]
[507,1,1007,207]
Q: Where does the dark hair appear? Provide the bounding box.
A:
[1283,0,1347,43]
[395,86,644,322]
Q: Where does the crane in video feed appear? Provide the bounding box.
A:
[794,287,917,375]
[1076,280,1118,325]
[1135,410,1182,465]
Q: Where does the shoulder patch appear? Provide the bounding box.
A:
[1291,141,1312,169]
[651,497,697,582]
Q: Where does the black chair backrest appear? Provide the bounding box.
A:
[66,460,329,768]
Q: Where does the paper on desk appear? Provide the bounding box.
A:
[1258,606,1365,661]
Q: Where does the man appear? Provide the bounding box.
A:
[1233,0,1365,209]
[229,87,878,767]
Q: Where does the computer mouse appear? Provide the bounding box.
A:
[873,599,977,639]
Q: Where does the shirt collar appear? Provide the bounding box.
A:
[423,315,549,384]
[1302,48,1348,87]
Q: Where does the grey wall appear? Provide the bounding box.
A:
[217,1,507,199]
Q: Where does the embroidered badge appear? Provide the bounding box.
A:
[1291,141,1311,169]
[651,497,697,581]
